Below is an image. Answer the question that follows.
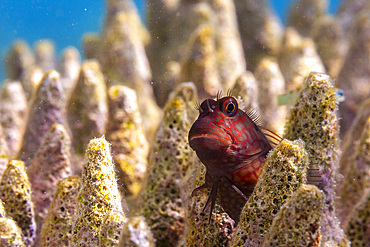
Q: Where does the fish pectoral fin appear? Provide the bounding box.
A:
[222,176,248,201]
[191,172,213,197]
[201,180,219,224]
[191,183,210,197]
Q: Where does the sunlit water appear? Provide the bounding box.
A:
[0,0,342,83]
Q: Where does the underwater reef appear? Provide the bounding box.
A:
[0,0,370,246]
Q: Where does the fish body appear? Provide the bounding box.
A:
[188,96,273,222]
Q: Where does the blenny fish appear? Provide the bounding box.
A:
[188,92,280,223]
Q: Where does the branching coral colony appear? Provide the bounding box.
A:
[0,0,369,246]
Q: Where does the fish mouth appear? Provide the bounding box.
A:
[189,132,233,150]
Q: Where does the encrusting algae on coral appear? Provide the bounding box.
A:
[106,85,149,202]
[98,210,126,246]
[230,139,308,247]
[262,184,325,246]
[0,199,24,246]
[20,70,66,165]
[39,176,81,247]
[180,164,234,247]
[67,60,108,155]
[284,72,349,246]
[1,0,370,245]
[141,82,199,247]
[0,217,25,247]
[27,123,72,244]
[0,160,36,246]
[71,137,126,247]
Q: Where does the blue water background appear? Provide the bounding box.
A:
[0,0,342,82]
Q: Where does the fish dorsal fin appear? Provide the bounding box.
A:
[245,108,282,147]
[260,127,283,147]
[245,108,265,127]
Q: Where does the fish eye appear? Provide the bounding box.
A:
[226,102,235,112]
[220,97,238,117]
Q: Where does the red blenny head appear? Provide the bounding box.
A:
[188,94,280,222]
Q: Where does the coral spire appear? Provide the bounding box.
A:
[71,137,126,246]
[0,160,36,246]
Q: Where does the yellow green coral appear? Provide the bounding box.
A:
[82,33,100,60]
[338,99,370,178]
[106,85,149,201]
[181,164,234,247]
[39,176,80,246]
[147,0,244,101]
[206,0,246,90]
[142,82,198,247]
[230,139,308,246]
[98,210,126,246]
[0,0,369,245]
[0,160,36,246]
[262,184,324,246]
[284,72,348,245]
[0,217,25,247]
[71,137,126,246]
